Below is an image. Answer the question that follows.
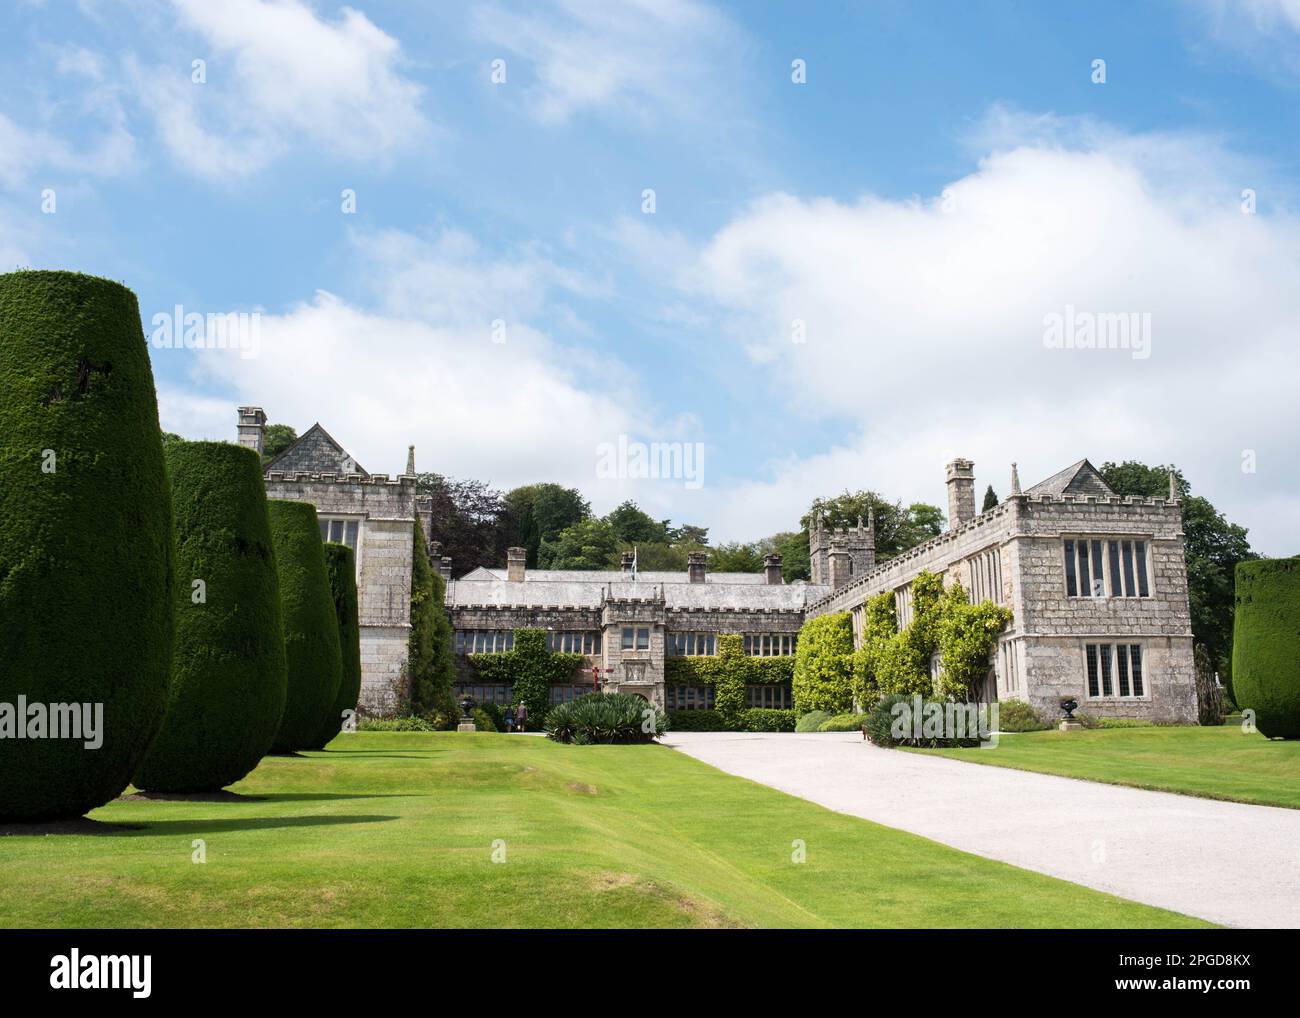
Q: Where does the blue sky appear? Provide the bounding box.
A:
[2,0,1298,552]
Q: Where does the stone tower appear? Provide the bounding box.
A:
[810,511,875,585]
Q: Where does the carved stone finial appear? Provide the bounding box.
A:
[406,445,416,476]
[1169,469,1178,501]
[1010,462,1021,495]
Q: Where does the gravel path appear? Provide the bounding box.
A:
[663,731,1300,928]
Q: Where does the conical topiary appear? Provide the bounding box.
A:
[266,500,342,752]
[134,441,289,791]
[0,270,174,821]
[1232,557,1300,739]
[305,542,362,748]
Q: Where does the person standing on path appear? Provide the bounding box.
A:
[504,704,516,733]
[516,700,529,733]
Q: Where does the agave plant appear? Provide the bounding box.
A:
[544,693,669,745]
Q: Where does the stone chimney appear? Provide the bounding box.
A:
[439,556,453,582]
[828,535,851,589]
[763,553,783,585]
[620,551,635,575]
[506,546,526,583]
[945,458,976,531]
[405,445,416,476]
[687,551,707,584]
[237,406,266,455]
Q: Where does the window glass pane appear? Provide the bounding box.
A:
[1064,540,1077,596]
[1122,541,1136,596]
[637,627,649,650]
[1085,644,1099,697]
[1117,645,1130,697]
[1090,540,1104,596]
[345,520,359,549]
[1108,541,1123,597]
[622,628,633,650]
[319,520,330,541]
[1130,645,1144,696]
[1100,643,1113,696]
[1135,541,1149,597]
[1077,541,1091,597]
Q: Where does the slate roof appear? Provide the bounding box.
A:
[263,422,368,477]
[460,567,770,585]
[446,576,830,611]
[1024,458,1115,498]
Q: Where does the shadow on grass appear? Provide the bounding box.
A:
[126,814,402,837]
[0,818,146,837]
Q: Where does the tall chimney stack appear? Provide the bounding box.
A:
[237,406,266,456]
[506,546,526,583]
[620,551,635,575]
[945,458,976,531]
[763,553,783,585]
[687,551,707,584]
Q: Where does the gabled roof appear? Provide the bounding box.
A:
[1025,458,1115,498]
[262,422,368,477]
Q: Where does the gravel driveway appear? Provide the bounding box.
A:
[663,730,1300,928]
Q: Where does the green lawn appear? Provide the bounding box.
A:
[913,724,1300,809]
[0,733,1209,928]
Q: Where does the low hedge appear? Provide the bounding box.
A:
[865,693,988,748]
[667,708,796,732]
[795,710,831,733]
[995,698,1053,733]
[667,709,725,731]
[358,717,435,732]
[818,712,868,732]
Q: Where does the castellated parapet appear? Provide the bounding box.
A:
[808,463,1196,723]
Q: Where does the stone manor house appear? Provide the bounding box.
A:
[235,407,1197,723]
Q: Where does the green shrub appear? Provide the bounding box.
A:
[1232,557,1300,739]
[853,592,896,704]
[266,500,342,752]
[134,442,288,791]
[793,612,855,713]
[736,708,797,732]
[305,543,361,749]
[0,271,175,821]
[996,698,1052,733]
[864,693,986,748]
[795,710,831,733]
[819,712,869,732]
[545,693,668,744]
[471,707,498,732]
[666,709,724,731]
[358,716,435,732]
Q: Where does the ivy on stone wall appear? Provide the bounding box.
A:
[467,628,583,723]
[852,569,1011,703]
[663,646,795,687]
[792,612,855,714]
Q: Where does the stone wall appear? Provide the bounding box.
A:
[264,472,417,710]
[807,493,1198,722]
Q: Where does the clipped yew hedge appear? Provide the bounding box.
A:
[267,500,341,752]
[1232,557,1300,739]
[307,542,362,748]
[134,441,288,791]
[0,271,174,821]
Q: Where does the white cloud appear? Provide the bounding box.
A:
[683,114,1300,554]
[135,0,427,179]
[160,229,696,508]
[472,0,742,124]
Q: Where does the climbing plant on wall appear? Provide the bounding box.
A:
[468,628,583,723]
[854,569,1011,703]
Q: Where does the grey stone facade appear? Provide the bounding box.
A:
[808,458,1197,722]
[239,408,417,712]
[448,563,825,710]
